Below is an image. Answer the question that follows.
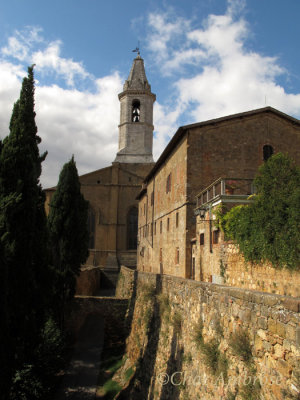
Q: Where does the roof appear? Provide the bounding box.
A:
[144,106,300,183]
[119,55,153,96]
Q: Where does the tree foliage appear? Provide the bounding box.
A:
[48,156,89,322]
[222,153,300,270]
[0,66,50,398]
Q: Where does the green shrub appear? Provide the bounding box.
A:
[221,153,300,270]
[172,311,182,334]
[124,366,134,382]
[240,377,261,400]
[140,283,156,302]
[10,317,66,400]
[182,352,193,364]
[193,319,228,378]
[144,307,153,332]
[229,329,252,364]
[193,319,204,348]
[157,293,171,322]
[201,338,220,374]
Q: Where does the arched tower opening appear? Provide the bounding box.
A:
[132,100,140,122]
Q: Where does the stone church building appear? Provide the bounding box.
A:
[137,107,300,282]
[45,53,300,293]
[45,54,155,274]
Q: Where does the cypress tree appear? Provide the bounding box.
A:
[48,156,89,326]
[0,66,49,394]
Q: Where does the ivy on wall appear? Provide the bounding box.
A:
[218,153,300,270]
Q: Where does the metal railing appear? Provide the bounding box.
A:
[196,178,254,208]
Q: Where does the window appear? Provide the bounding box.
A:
[160,220,163,234]
[200,233,205,245]
[263,145,273,161]
[166,173,172,193]
[175,247,180,264]
[127,207,138,250]
[151,191,154,206]
[132,100,140,122]
[176,212,179,228]
[213,230,219,244]
[167,218,170,231]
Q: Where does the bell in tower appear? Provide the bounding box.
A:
[114,53,155,163]
[132,100,140,122]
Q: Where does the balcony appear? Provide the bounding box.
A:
[195,178,255,212]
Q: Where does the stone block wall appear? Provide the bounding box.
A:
[66,295,129,340]
[223,244,300,298]
[116,266,300,400]
[75,266,102,296]
[195,212,300,297]
[138,136,189,277]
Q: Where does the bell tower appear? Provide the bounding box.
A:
[114,53,156,163]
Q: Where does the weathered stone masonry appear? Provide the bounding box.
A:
[116,266,300,400]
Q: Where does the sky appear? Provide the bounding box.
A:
[1,0,300,188]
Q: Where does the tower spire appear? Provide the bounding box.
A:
[114,55,156,164]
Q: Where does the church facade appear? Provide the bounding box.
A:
[45,54,155,272]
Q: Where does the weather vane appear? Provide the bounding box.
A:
[132,41,140,56]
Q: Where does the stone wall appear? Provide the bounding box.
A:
[75,266,102,296]
[66,295,129,340]
[224,244,300,298]
[116,266,300,400]
[138,135,189,278]
[194,213,300,297]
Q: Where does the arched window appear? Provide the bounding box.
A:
[132,100,140,122]
[127,206,138,250]
[263,145,273,161]
[87,206,95,249]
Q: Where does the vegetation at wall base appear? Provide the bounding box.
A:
[219,153,300,270]
[193,319,228,379]
[229,329,253,365]
[96,329,127,399]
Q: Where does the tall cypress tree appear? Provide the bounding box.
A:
[0,66,49,391]
[48,156,89,326]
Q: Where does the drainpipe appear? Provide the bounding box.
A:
[209,204,213,253]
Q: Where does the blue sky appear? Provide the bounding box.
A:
[1,0,300,187]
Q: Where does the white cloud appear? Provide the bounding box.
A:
[146,0,300,128]
[35,72,123,188]
[1,26,43,61]
[1,0,300,187]
[1,27,91,88]
[0,28,123,188]
[32,41,91,87]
